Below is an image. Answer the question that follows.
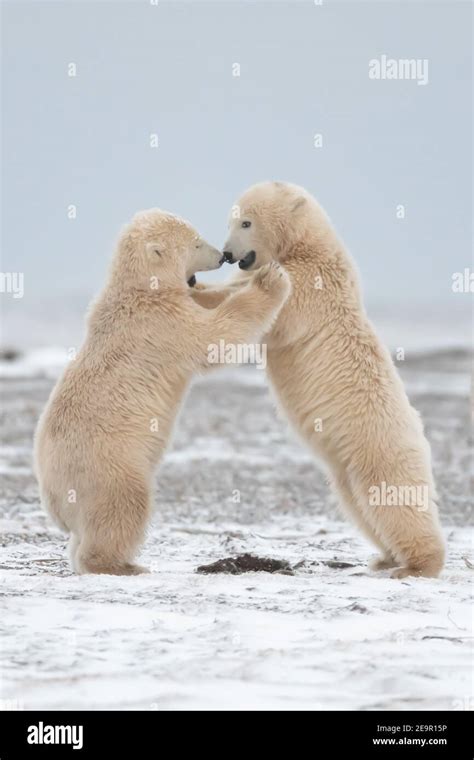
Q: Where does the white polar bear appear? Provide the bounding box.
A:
[34,209,291,575]
[192,182,445,578]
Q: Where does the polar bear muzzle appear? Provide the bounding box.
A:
[238,251,257,270]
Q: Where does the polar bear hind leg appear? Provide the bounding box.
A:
[75,475,151,576]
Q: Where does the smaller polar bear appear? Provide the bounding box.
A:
[192,182,445,578]
[34,209,291,575]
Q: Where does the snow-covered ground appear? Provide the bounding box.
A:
[0,348,472,711]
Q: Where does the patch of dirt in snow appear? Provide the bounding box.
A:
[0,351,472,710]
[196,553,295,575]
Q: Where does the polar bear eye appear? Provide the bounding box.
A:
[242,221,251,228]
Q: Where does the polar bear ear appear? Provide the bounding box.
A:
[145,241,165,260]
[291,197,307,213]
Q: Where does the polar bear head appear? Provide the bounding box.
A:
[223,181,327,271]
[114,208,224,285]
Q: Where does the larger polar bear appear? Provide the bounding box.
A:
[192,181,445,578]
[34,209,291,575]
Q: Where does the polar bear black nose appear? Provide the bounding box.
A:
[223,251,235,264]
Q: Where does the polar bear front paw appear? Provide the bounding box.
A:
[253,261,291,300]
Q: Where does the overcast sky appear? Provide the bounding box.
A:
[1,0,472,348]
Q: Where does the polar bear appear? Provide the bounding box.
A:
[34,209,291,575]
[191,182,445,578]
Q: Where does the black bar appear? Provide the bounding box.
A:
[0,710,472,758]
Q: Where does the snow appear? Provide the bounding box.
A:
[0,349,472,711]
[1,518,472,711]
